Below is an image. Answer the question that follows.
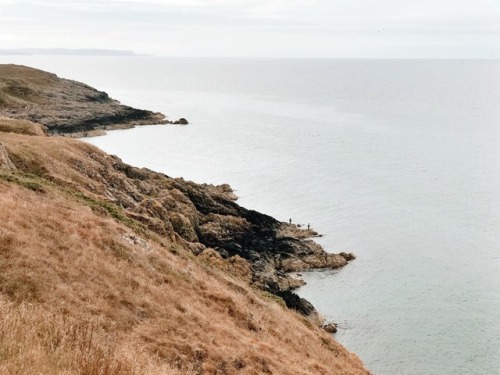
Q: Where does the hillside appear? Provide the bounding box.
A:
[0,67,370,374]
[0,64,170,136]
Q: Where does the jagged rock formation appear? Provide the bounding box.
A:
[0,64,171,135]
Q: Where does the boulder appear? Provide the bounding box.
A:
[173,118,189,125]
[322,322,338,333]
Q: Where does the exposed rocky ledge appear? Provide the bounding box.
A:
[0,64,187,136]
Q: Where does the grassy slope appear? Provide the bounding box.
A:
[0,64,58,106]
[0,128,370,374]
[0,117,47,136]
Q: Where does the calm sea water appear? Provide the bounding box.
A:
[3,56,499,374]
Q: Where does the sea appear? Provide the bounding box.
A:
[2,56,499,375]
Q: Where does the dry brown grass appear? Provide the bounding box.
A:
[0,131,370,374]
[0,117,47,136]
[0,298,180,375]
[0,64,57,106]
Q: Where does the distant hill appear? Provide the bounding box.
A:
[0,64,167,135]
[0,48,142,56]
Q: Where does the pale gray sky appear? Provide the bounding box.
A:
[0,0,499,58]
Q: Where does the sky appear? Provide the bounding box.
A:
[0,0,499,58]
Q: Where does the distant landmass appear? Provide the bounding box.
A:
[0,48,144,56]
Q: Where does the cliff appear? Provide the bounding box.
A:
[0,65,369,374]
[0,64,171,136]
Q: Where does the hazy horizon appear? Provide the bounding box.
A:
[0,0,499,59]
[1,48,499,60]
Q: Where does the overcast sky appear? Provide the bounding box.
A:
[0,0,499,58]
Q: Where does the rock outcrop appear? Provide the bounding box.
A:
[173,117,189,125]
[322,322,338,333]
[1,133,355,317]
[0,147,371,374]
[0,64,169,135]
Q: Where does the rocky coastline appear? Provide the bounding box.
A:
[0,64,355,323]
[0,64,188,137]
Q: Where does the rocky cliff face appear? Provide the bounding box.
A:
[0,140,370,374]
[0,64,169,135]
[0,131,353,317]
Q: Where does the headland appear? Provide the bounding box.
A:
[0,64,369,374]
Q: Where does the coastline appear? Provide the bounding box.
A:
[0,63,369,373]
[0,64,357,322]
[4,57,496,374]
[0,64,188,137]
[1,117,355,318]
[61,116,188,138]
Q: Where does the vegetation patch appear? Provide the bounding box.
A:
[0,169,149,238]
[0,170,48,193]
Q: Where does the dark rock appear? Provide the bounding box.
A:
[339,252,356,261]
[174,118,188,125]
[322,322,338,333]
[276,290,315,316]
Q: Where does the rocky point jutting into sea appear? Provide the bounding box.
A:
[0,64,367,374]
[0,64,189,137]
[0,63,355,314]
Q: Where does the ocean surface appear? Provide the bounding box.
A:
[2,56,499,374]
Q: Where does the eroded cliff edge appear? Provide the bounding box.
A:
[0,64,355,320]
